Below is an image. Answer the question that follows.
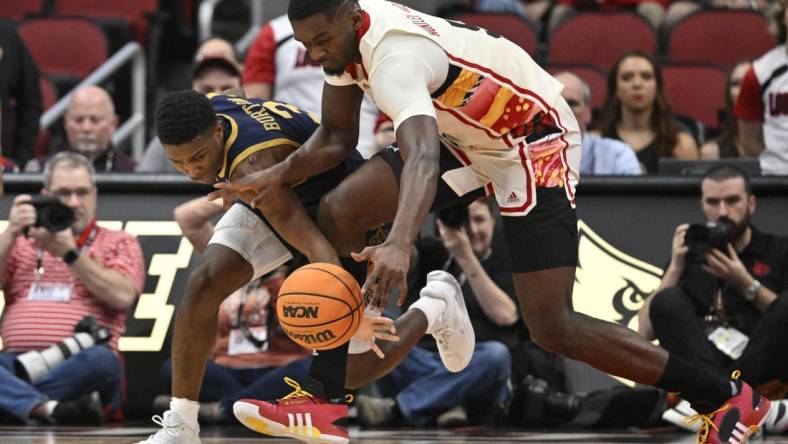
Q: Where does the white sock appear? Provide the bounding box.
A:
[171,397,200,426]
[409,296,446,334]
[43,400,58,418]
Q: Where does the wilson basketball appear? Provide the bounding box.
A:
[276,263,363,350]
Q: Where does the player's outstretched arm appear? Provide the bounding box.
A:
[213,84,363,200]
[233,148,341,266]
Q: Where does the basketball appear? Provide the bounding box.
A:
[276,263,363,350]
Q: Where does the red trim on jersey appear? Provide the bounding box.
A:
[345,11,372,79]
[500,141,534,213]
[433,101,499,139]
[735,67,764,121]
[445,53,552,111]
[243,22,276,84]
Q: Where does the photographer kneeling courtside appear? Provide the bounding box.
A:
[638,164,788,433]
[0,152,145,424]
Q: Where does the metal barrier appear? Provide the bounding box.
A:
[38,42,147,161]
[198,0,264,55]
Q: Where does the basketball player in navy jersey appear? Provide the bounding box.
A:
[139,90,474,444]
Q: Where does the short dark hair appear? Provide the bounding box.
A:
[288,0,354,21]
[155,90,216,145]
[702,164,752,195]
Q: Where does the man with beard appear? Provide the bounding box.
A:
[639,164,788,433]
[58,86,134,172]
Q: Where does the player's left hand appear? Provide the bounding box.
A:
[352,240,411,309]
[353,314,399,359]
[704,243,752,292]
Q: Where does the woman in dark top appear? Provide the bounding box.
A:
[700,61,751,159]
[597,51,698,173]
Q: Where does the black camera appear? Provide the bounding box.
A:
[26,196,74,233]
[685,219,732,263]
[437,203,470,229]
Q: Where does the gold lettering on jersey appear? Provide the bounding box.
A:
[227,97,282,131]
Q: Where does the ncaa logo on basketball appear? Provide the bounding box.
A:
[282,305,319,318]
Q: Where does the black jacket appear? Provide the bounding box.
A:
[0,20,42,168]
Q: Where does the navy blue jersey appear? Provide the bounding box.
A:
[208,93,363,215]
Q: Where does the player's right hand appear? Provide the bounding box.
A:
[7,194,36,236]
[353,314,399,359]
[210,168,282,208]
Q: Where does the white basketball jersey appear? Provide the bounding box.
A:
[751,45,788,175]
[268,15,380,158]
[332,0,580,214]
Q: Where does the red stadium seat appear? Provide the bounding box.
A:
[54,0,159,44]
[547,64,608,111]
[450,12,539,57]
[668,10,775,69]
[0,0,45,21]
[662,64,727,128]
[548,12,657,70]
[18,18,108,81]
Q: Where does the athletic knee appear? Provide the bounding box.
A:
[182,264,229,316]
[318,188,367,242]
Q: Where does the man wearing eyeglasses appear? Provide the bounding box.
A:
[0,152,145,425]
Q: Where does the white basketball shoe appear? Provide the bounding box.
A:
[420,270,475,372]
[137,410,201,444]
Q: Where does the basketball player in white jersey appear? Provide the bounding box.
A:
[735,0,788,175]
[217,1,771,443]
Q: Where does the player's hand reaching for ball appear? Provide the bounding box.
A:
[353,314,399,359]
[209,166,284,209]
[352,240,411,309]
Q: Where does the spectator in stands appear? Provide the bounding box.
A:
[638,164,788,434]
[735,0,788,175]
[555,71,642,175]
[597,51,699,173]
[663,0,775,35]
[550,0,666,31]
[0,152,145,424]
[54,86,134,172]
[138,38,242,173]
[357,197,515,428]
[155,196,311,423]
[242,14,380,158]
[0,21,42,171]
[700,61,751,160]
[473,0,553,32]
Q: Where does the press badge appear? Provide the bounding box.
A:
[228,327,268,355]
[707,326,749,360]
[27,282,73,302]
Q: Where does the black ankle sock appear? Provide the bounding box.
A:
[655,353,733,413]
[306,341,349,401]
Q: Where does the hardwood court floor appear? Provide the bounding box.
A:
[0,426,787,444]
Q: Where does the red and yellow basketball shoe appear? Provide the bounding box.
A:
[688,371,771,444]
[233,377,349,444]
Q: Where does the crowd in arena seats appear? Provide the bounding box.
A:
[0,0,787,437]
